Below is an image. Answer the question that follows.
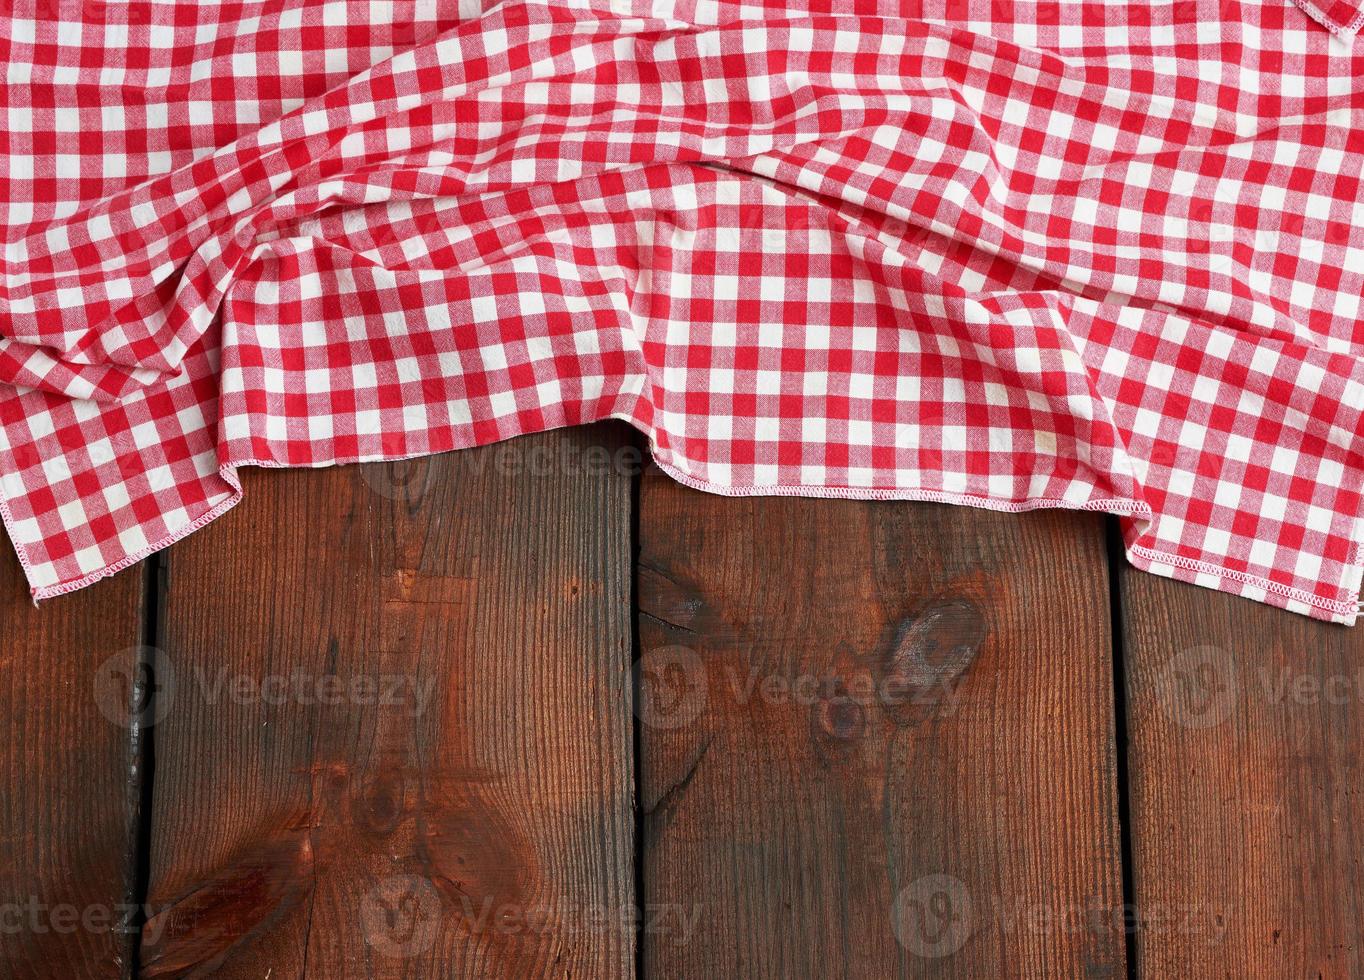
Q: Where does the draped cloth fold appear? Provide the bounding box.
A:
[2,0,1363,619]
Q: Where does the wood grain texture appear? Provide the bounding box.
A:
[1121,573,1364,978]
[0,551,145,978]
[140,424,635,978]
[636,471,1127,978]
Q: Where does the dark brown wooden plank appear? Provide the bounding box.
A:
[0,553,145,978]
[636,471,1127,978]
[1121,574,1364,977]
[139,424,635,978]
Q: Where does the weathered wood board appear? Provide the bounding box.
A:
[1120,573,1364,978]
[137,426,635,978]
[636,472,1127,978]
[0,558,145,979]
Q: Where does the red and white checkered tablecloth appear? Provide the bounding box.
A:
[2,0,1363,619]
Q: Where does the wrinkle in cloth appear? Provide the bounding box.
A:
[1,0,1364,620]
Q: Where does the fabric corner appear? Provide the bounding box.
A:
[1292,0,1364,37]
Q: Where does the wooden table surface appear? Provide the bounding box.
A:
[1,421,1360,978]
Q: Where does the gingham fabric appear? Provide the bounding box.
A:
[1,1,1363,620]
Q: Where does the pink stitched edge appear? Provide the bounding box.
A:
[646,449,1363,621]
[1125,544,1357,623]
[0,473,40,607]
[1291,0,1364,36]
[2,415,1361,623]
[20,472,246,603]
[1342,505,1364,624]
